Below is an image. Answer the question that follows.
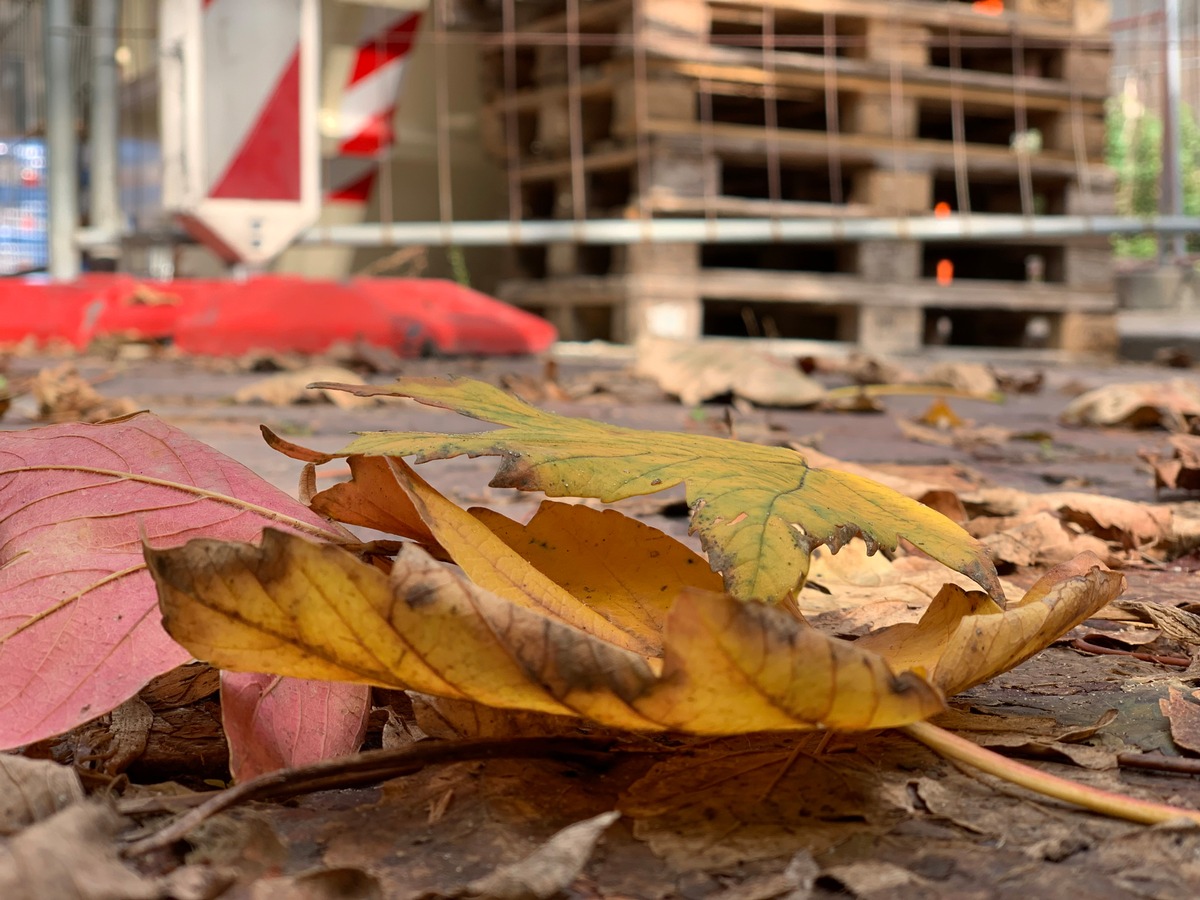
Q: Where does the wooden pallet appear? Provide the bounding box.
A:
[483,0,1111,90]
[498,266,1117,356]
[479,0,1116,354]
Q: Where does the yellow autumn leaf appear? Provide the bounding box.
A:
[148,530,946,733]
[386,455,656,655]
[471,501,724,654]
[856,553,1125,696]
[277,376,1001,604]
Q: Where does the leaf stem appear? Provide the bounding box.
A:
[902,720,1200,826]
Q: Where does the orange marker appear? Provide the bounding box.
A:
[972,0,1004,15]
[936,259,954,286]
[934,201,952,218]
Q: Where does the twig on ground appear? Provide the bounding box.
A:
[1071,637,1191,668]
[123,736,640,857]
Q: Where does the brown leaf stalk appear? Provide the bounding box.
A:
[903,721,1200,826]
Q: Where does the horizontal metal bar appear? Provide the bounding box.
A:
[77,215,1200,251]
[296,215,1200,246]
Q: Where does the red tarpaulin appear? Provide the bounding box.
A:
[0,275,557,356]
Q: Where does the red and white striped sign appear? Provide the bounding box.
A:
[161,0,319,264]
[326,10,422,204]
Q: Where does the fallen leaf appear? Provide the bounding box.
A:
[0,802,160,900]
[291,376,1003,603]
[258,435,443,551]
[410,693,589,741]
[220,673,370,782]
[249,867,382,900]
[916,398,966,429]
[962,488,1172,550]
[393,457,673,654]
[31,363,137,423]
[233,366,376,410]
[856,553,1125,696]
[458,810,619,900]
[471,500,726,654]
[1159,687,1200,756]
[620,735,916,869]
[0,756,84,835]
[797,450,979,524]
[1061,379,1200,430]
[974,512,1113,568]
[1045,492,1172,549]
[801,539,1018,620]
[1115,599,1200,645]
[0,413,370,771]
[923,362,1000,398]
[1141,434,1200,494]
[839,353,916,385]
[633,338,826,408]
[822,861,928,898]
[149,532,947,733]
[897,417,1013,450]
[706,852,817,900]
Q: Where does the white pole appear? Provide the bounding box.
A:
[45,0,80,280]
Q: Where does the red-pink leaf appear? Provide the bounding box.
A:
[221,672,371,781]
[0,413,346,749]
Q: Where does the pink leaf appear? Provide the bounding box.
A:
[221,672,371,780]
[0,413,341,749]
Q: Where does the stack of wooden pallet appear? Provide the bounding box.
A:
[479,0,1116,355]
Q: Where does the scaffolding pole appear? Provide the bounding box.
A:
[45,0,80,281]
[74,215,1200,249]
[89,0,123,266]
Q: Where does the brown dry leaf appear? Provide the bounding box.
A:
[248,868,382,900]
[233,366,376,409]
[706,853,817,900]
[962,488,1172,550]
[801,539,1018,620]
[633,338,826,408]
[0,802,160,900]
[935,708,1123,771]
[896,417,1012,450]
[1115,599,1200,645]
[454,810,619,900]
[924,362,999,397]
[856,553,1125,697]
[619,735,919,870]
[1061,379,1200,430]
[1159,687,1200,755]
[1141,434,1200,494]
[31,364,137,423]
[821,861,929,898]
[974,511,1114,568]
[840,353,916,386]
[0,756,85,835]
[305,455,441,550]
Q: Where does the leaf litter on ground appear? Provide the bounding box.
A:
[10,371,1200,897]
